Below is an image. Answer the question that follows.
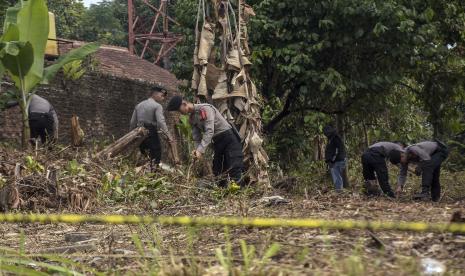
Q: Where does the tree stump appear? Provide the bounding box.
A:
[71,114,84,146]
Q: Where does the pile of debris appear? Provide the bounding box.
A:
[0,147,101,212]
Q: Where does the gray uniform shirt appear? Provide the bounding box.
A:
[130,98,172,140]
[369,142,404,158]
[398,141,439,187]
[190,104,231,153]
[28,95,59,132]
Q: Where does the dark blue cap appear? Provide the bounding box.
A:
[167,95,183,111]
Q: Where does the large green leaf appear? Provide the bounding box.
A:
[16,0,49,92]
[42,42,100,84]
[1,41,34,81]
[0,24,19,42]
[2,3,21,33]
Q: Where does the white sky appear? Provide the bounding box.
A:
[83,0,101,7]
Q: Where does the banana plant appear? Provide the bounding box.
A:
[0,0,99,147]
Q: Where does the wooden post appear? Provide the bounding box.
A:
[71,115,84,147]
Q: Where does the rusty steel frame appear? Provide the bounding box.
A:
[128,0,183,65]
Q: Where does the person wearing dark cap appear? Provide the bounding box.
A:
[130,87,175,167]
[361,141,406,198]
[323,125,346,192]
[390,140,449,201]
[167,95,244,187]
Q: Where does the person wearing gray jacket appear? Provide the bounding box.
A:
[361,141,406,198]
[389,140,449,201]
[6,95,59,144]
[130,87,174,166]
[29,95,59,144]
[166,95,244,187]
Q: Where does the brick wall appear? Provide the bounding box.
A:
[0,72,181,151]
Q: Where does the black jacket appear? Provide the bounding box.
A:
[325,134,346,163]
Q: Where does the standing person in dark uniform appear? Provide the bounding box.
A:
[389,140,449,202]
[166,95,244,187]
[361,142,406,198]
[6,95,59,144]
[323,125,346,192]
[130,87,175,167]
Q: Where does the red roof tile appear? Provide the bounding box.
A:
[58,41,180,92]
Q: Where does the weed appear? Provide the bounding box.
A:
[24,155,44,174]
[66,159,86,176]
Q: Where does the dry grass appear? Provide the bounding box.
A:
[0,144,464,275]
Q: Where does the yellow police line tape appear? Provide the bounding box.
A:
[0,213,464,233]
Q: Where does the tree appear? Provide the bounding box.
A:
[47,0,86,39]
[75,0,127,46]
[252,1,437,136]
[0,0,100,147]
[402,1,465,139]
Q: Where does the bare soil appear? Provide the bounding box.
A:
[0,146,464,275]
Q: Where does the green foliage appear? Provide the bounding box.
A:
[2,0,50,93]
[215,234,281,275]
[62,60,86,81]
[102,170,171,203]
[0,0,16,30]
[47,0,86,39]
[75,0,127,46]
[171,0,199,80]
[176,114,194,158]
[24,155,44,173]
[66,159,86,176]
[0,0,100,146]
[42,41,99,84]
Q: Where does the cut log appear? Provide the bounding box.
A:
[71,115,84,147]
[97,127,149,159]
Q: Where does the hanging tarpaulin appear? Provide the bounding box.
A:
[192,0,270,186]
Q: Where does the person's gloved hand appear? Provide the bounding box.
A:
[191,149,202,160]
[414,166,422,176]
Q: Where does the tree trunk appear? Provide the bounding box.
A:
[363,122,369,149]
[71,115,84,147]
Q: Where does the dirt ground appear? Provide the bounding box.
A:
[0,192,464,275]
[1,146,464,275]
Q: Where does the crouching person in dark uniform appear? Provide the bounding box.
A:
[28,95,59,144]
[361,142,405,198]
[390,140,449,202]
[5,95,58,145]
[130,87,175,168]
[167,96,244,187]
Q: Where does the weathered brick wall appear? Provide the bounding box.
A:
[0,105,22,142]
[0,72,180,149]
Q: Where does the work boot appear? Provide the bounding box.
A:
[413,191,431,200]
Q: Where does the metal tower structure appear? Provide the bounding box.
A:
[127,0,183,66]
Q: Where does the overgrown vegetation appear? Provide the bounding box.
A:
[0,0,465,274]
[0,0,99,147]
